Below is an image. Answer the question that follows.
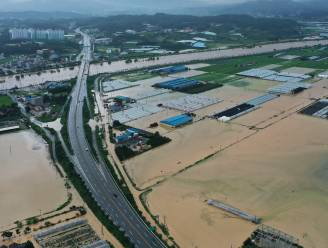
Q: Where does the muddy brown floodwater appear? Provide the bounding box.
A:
[0,130,67,227]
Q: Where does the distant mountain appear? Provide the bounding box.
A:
[217,0,328,19]
[0,0,218,16]
[0,11,87,20]
[0,0,327,19]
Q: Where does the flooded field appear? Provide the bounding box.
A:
[0,130,67,227]
[147,114,328,248]
[143,77,328,248]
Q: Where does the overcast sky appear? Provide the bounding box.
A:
[0,0,248,13]
[0,0,312,15]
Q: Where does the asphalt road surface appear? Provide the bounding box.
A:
[67,31,167,248]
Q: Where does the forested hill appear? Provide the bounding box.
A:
[78,14,302,39]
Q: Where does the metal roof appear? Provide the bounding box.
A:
[161,94,222,112]
[237,68,311,83]
[81,240,112,248]
[111,104,163,124]
[160,114,193,127]
[237,69,276,78]
[155,78,200,90]
[267,82,312,95]
[246,94,278,106]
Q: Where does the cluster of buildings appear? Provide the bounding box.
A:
[114,128,152,153]
[9,28,65,41]
[1,54,45,74]
[176,31,217,49]
[237,68,311,83]
[177,39,208,49]
[0,50,78,76]
[15,81,68,118]
[210,67,315,122]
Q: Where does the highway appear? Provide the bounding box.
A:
[67,31,167,248]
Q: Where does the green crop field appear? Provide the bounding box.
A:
[191,54,283,85]
[191,46,328,86]
[0,95,13,107]
[203,54,285,75]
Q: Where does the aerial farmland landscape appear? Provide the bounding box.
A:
[0,1,328,248]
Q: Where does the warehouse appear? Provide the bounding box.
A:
[150,65,188,75]
[237,69,276,78]
[264,74,303,83]
[212,103,258,121]
[246,93,279,106]
[300,99,328,119]
[267,82,311,95]
[161,94,222,112]
[81,240,112,248]
[153,78,201,91]
[111,104,163,124]
[237,68,311,83]
[113,95,136,104]
[160,114,193,128]
[192,41,207,48]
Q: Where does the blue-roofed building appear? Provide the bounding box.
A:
[160,114,193,128]
[154,78,201,91]
[151,65,188,75]
[192,41,207,48]
[114,96,136,104]
[115,130,140,144]
[46,81,69,92]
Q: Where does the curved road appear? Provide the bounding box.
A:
[68,31,167,248]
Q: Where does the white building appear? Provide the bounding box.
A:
[125,29,137,35]
[9,28,64,41]
[318,70,328,79]
[46,29,65,40]
[9,28,34,40]
[95,38,113,45]
[35,29,48,40]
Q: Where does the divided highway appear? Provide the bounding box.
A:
[67,31,167,248]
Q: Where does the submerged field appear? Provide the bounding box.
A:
[104,46,328,247]
[0,130,67,227]
[146,113,328,248]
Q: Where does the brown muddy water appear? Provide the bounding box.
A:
[0,130,66,227]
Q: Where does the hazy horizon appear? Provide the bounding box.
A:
[0,0,276,14]
[0,0,320,16]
